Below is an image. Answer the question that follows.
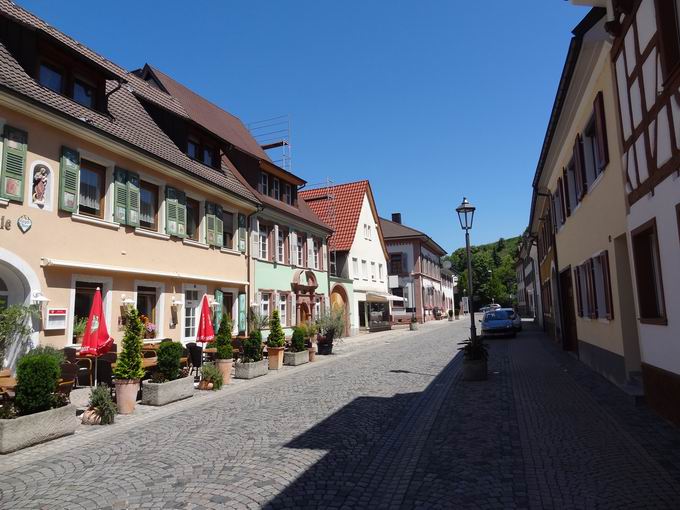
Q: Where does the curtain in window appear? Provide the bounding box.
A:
[79,169,100,211]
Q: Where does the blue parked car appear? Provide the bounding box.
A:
[480,309,516,338]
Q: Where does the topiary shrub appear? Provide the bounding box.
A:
[267,310,285,348]
[157,341,183,382]
[242,330,263,362]
[88,385,116,425]
[113,308,145,381]
[200,362,223,390]
[215,315,233,361]
[291,327,306,353]
[15,348,61,415]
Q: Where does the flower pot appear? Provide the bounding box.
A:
[409,322,418,331]
[81,408,101,425]
[234,359,268,379]
[115,379,140,415]
[462,359,488,381]
[142,376,194,405]
[308,347,316,363]
[215,359,233,385]
[75,333,84,344]
[0,404,77,453]
[267,346,284,370]
[317,342,333,355]
[197,380,213,390]
[284,350,309,366]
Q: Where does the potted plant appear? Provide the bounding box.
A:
[458,337,488,381]
[409,316,418,331]
[235,330,268,379]
[141,341,193,405]
[112,308,145,414]
[214,315,234,384]
[448,309,454,321]
[198,363,223,390]
[455,308,460,320]
[284,327,309,366]
[316,306,345,355]
[0,347,76,453]
[82,385,116,425]
[266,310,285,370]
[73,316,87,344]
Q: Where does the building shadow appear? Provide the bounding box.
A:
[263,355,461,509]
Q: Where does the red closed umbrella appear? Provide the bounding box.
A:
[195,294,215,344]
[78,288,113,385]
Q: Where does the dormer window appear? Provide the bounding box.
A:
[187,139,199,160]
[39,62,63,93]
[272,178,280,200]
[203,147,214,167]
[73,77,96,109]
[259,172,269,195]
[185,133,219,168]
[284,183,292,205]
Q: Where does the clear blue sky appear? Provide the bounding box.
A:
[19,0,589,252]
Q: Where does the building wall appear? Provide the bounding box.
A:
[0,104,252,356]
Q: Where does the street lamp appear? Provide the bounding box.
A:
[456,197,477,342]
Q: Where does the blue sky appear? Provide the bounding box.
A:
[19,0,589,252]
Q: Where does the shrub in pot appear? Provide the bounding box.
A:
[235,330,267,379]
[141,341,193,406]
[198,362,223,390]
[316,306,345,355]
[266,310,286,370]
[72,316,87,344]
[448,309,454,321]
[214,315,234,384]
[455,308,460,319]
[1,347,76,453]
[83,385,116,425]
[112,309,145,414]
[284,327,309,366]
[458,337,488,381]
[409,316,418,331]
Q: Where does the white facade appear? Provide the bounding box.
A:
[347,195,389,333]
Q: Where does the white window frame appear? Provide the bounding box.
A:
[371,261,376,281]
[181,283,207,342]
[260,172,269,196]
[285,183,292,205]
[352,258,359,280]
[68,274,113,346]
[297,235,304,267]
[259,224,269,260]
[277,229,286,263]
[278,293,287,327]
[261,292,271,320]
[362,260,368,280]
[133,280,165,339]
[379,263,384,282]
[272,178,280,200]
[313,240,320,269]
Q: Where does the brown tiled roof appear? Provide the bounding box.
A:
[379,217,447,256]
[0,0,257,203]
[300,180,387,253]
[143,65,271,161]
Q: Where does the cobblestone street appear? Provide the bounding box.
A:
[2,321,680,509]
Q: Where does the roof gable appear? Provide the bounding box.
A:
[379,217,447,256]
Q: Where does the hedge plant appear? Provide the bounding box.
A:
[112,308,145,381]
[15,347,62,415]
[157,341,183,382]
[242,330,263,362]
[291,327,306,353]
[266,310,285,348]
[215,315,233,361]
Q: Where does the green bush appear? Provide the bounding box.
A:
[113,308,145,381]
[0,304,38,363]
[15,349,61,415]
[317,306,345,343]
[157,341,183,381]
[291,327,306,353]
[88,385,116,425]
[267,310,285,348]
[242,330,263,362]
[215,315,233,360]
[200,362,223,390]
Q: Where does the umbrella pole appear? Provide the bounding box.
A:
[94,356,98,387]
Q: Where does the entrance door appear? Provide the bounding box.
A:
[559,268,578,353]
[358,301,366,328]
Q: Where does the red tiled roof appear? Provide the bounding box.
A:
[379,217,447,256]
[300,180,370,252]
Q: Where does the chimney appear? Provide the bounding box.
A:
[392,213,402,224]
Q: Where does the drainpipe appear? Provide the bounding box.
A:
[325,234,332,306]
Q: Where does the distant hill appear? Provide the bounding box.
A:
[445,236,521,308]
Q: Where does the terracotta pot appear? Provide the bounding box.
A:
[267,346,284,370]
[75,333,84,344]
[115,379,140,415]
[215,359,233,385]
[81,408,101,425]
[308,347,316,363]
[198,379,212,390]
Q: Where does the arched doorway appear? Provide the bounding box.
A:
[330,284,350,338]
[299,302,310,324]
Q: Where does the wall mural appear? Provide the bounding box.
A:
[29,162,52,210]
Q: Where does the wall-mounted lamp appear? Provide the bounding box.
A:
[31,291,50,305]
[170,296,183,328]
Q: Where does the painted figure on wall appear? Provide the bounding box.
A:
[31,164,49,206]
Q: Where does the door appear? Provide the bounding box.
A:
[559,268,578,353]
[358,301,366,328]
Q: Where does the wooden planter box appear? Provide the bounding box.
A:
[234,359,268,380]
[284,350,309,366]
[141,376,194,406]
[0,404,77,454]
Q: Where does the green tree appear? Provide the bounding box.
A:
[113,308,145,381]
[267,310,285,348]
[215,314,233,360]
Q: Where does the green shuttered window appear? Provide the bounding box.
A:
[59,146,80,212]
[113,168,141,227]
[1,126,27,202]
[165,186,187,237]
[204,202,225,248]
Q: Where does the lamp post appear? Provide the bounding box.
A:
[456,197,477,343]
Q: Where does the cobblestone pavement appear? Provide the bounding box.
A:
[2,321,680,509]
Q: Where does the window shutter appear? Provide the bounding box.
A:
[562,168,571,217]
[586,259,598,319]
[574,266,583,317]
[251,217,259,256]
[238,213,246,253]
[558,177,566,225]
[176,190,187,237]
[601,250,614,320]
[113,167,128,224]
[165,186,178,236]
[573,135,587,200]
[126,171,140,227]
[307,236,314,268]
[238,292,246,334]
[322,241,328,271]
[593,91,609,171]
[205,202,216,246]
[0,126,27,202]
[290,231,298,266]
[215,205,224,248]
[274,225,280,261]
[59,146,80,212]
[550,194,558,234]
[290,292,296,326]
